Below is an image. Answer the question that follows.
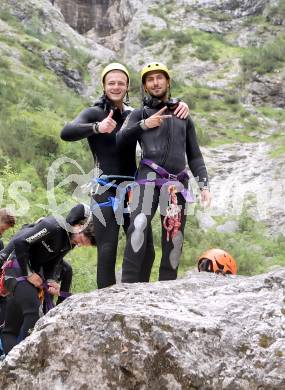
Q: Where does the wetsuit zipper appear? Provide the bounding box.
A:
[161,115,172,167]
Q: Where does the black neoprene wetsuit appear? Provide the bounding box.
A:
[61,97,155,288]
[117,104,209,282]
[0,216,75,354]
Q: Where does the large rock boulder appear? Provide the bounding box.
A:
[0,269,285,389]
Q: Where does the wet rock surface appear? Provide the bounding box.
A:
[202,142,285,236]
[0,269,285,389]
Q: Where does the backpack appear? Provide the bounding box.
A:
[0,260,15,297]
[0,258,26,297]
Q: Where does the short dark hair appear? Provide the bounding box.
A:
[80,220,96,246]
[0,208,16,227]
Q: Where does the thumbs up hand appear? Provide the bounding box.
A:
[98,110,117,133]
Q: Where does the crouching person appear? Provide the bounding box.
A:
[1,204,95,355]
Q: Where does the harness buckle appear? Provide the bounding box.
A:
[168,173,177,180]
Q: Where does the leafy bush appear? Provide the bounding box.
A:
[139,26,192,48]
[196,126,212,145]
[224,92,239,105]
[241,34,285,76]
[267,0,285,21]
[195,42,219,61]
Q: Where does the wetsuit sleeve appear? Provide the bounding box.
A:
[116,109,143,147]
[43,258,62,281]
[0,239,15,266]
[61,107,101,141]
[13,220,57,276]
[0,223,39,266]
[0,239,3,251]
[186,117,209,189]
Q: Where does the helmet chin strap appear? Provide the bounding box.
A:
[101,92,129,111]
[168,84,171,99]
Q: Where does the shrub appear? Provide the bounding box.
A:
[224,92,239,105]
[195,42,219,61]
[196,126,211,145]
[241,34,285,76]
[267,0,285,21]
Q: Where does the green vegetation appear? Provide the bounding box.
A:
[170,81,270,146]
[241,34,285,77]
[139,25,192,48]
[267,0,285,21]
[259,334,275,349]
[178,211,285,278]
[139,25,234,64]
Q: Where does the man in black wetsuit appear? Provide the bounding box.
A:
[117,62,211,283]
[0,203,88,307]
[61,63,189,288]
[1,204,95,355]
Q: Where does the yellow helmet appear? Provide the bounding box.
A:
[101,63,130,88]
[141,62,170,83]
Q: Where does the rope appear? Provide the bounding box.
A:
[163,185,181,241]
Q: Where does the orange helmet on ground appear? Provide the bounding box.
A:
[198,248,237,275]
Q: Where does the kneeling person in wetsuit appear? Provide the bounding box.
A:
[1,204,95,355]
[117,62,211,283]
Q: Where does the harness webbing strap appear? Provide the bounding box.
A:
[137,159,194,203]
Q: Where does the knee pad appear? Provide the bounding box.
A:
[131,213,147,253]
[169,231,183,270]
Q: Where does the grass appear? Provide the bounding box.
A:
[65,208,285,293]
[241,33,285,77]
[267,0,285,21]
[139,25,193,48]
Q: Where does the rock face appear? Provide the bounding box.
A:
[54,0,141,51]
[54,0,140,35]
[245,74,285,108]
[42,47,84,93]
[202,142,285,236]
[4,0,284,104]
[1,269,285,389]
[1,0,115,93]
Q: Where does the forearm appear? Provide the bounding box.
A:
[61,122,94,141]
[116,111,143,147]
[60,107,100,141]
[188,157,209,189]
[186,119,209,188]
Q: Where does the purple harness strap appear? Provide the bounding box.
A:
[137,159,194,203]
[2,259,27,283]
[59,291,72,298]
[42,284,72,313]
[5,258,71,312]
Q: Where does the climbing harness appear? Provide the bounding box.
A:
[135,159,194,240]
[0,257,72,312]
[90,175,135,215]
[137,159,194,203]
